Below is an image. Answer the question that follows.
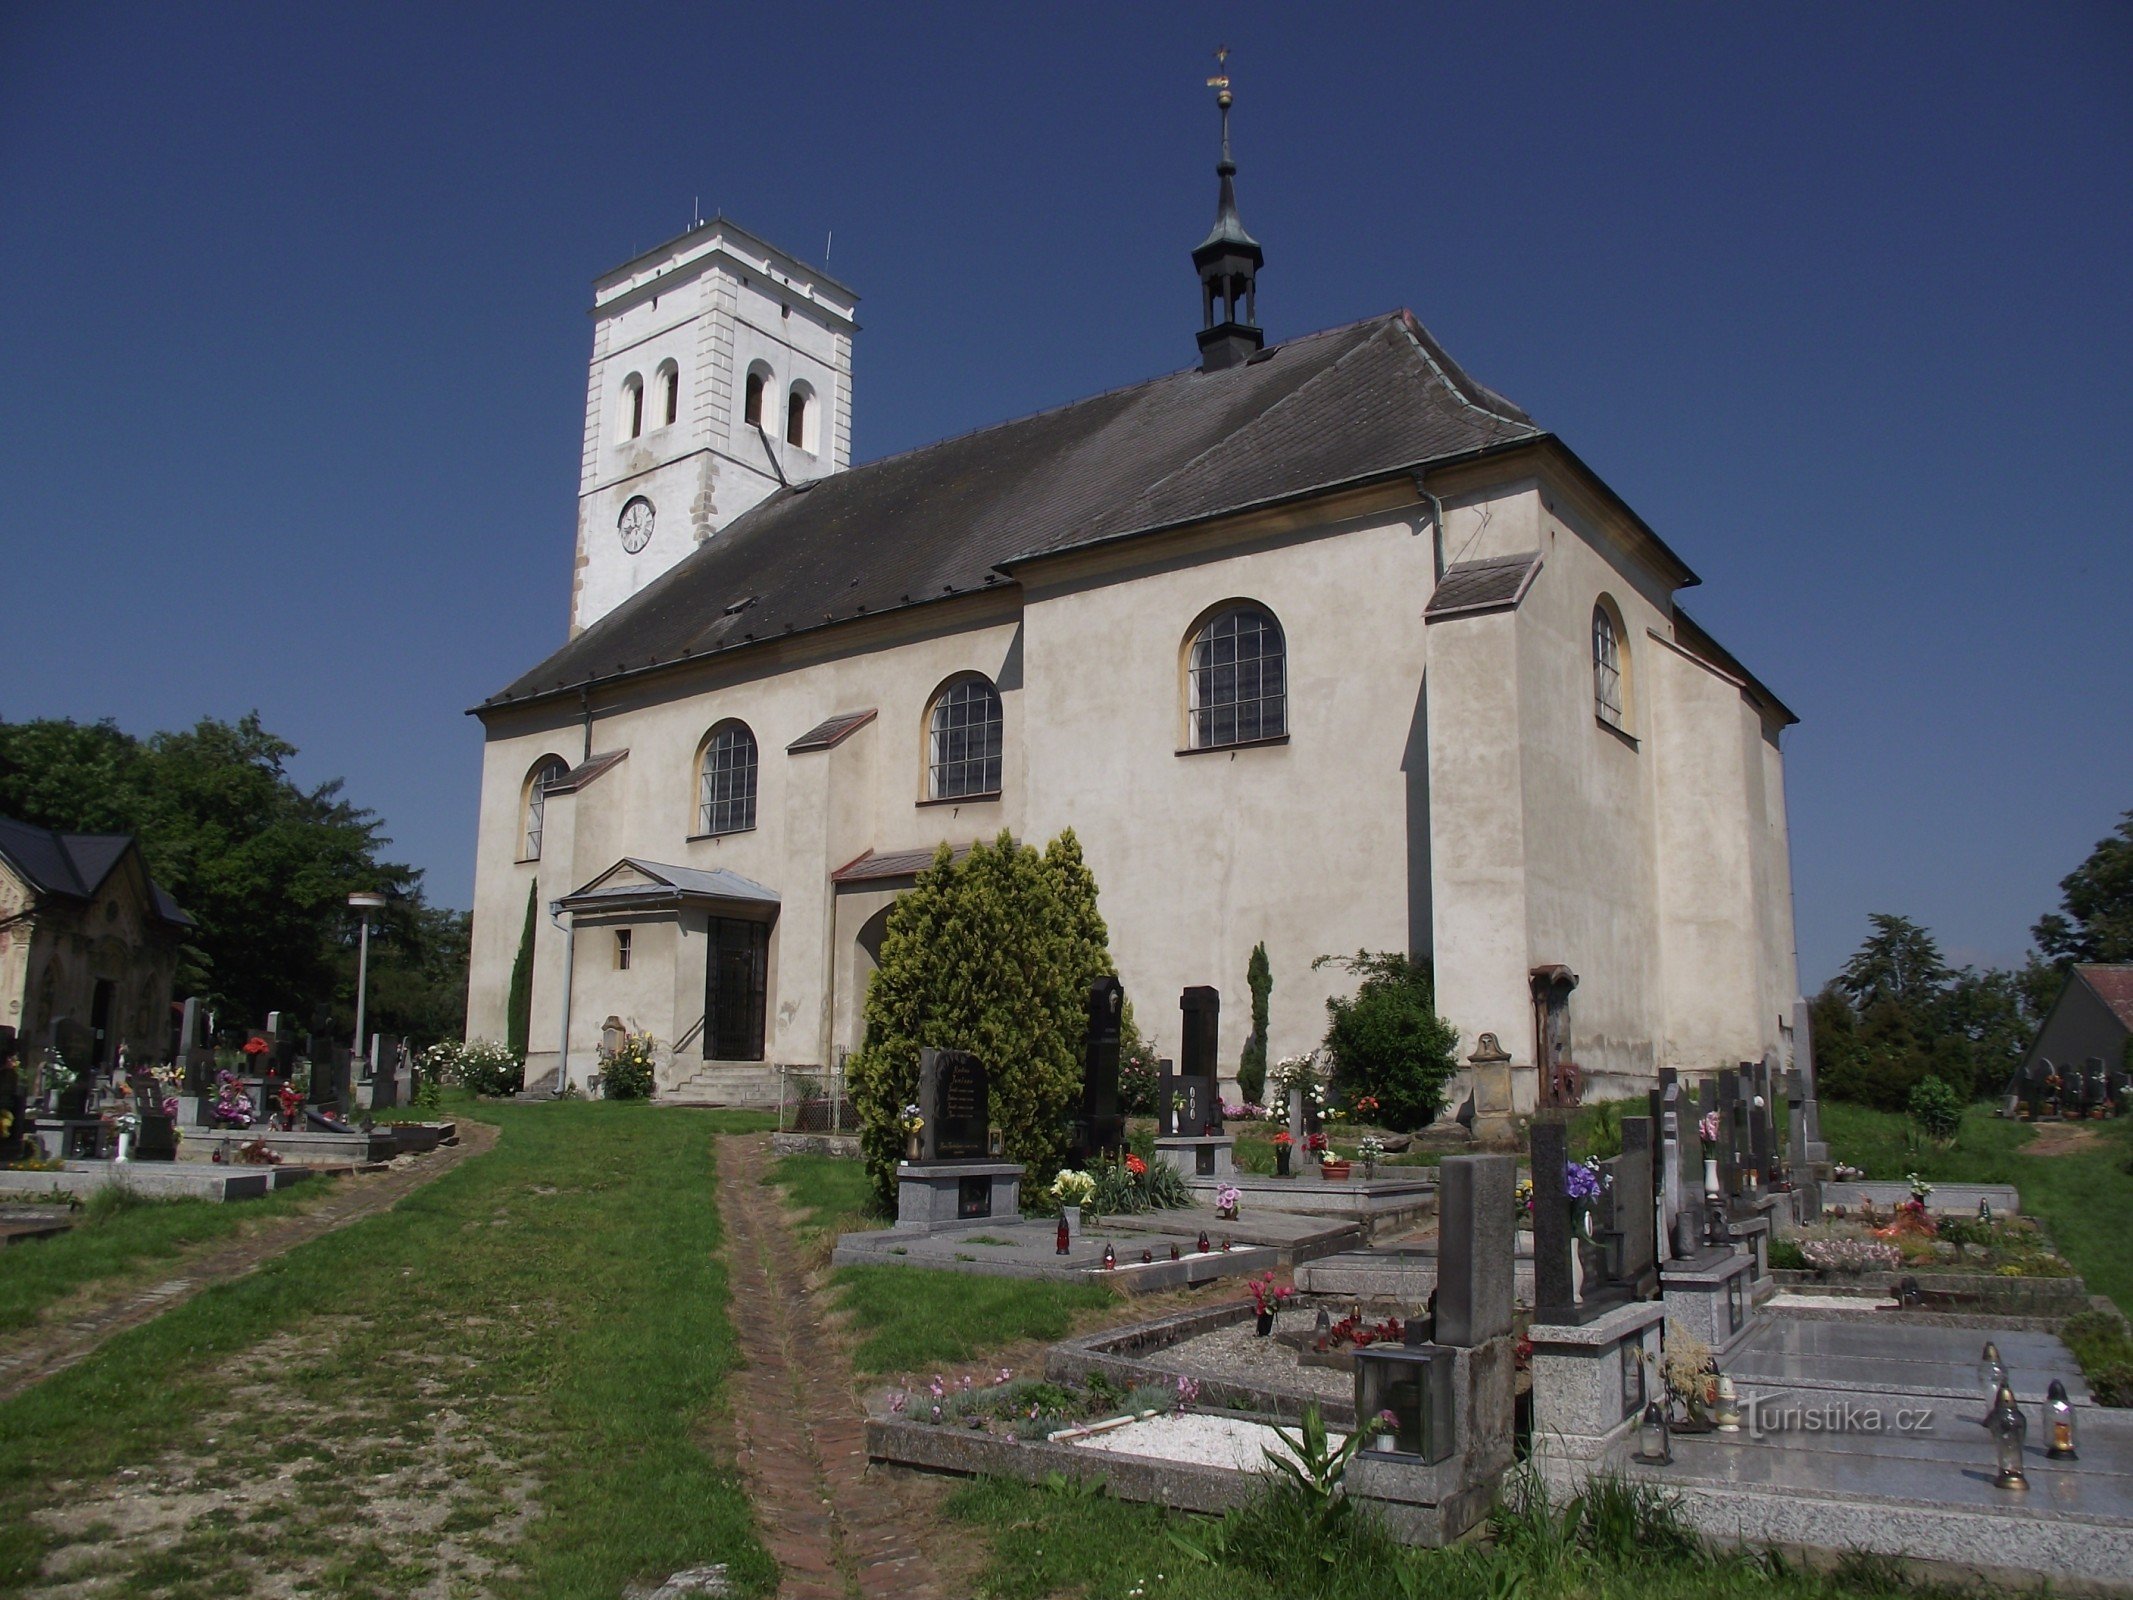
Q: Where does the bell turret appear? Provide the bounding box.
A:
[1193,53,1264,371]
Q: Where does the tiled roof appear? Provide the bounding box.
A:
[482,311,1549,710]
[1424,551,1542,620]
[2076,966,2133,1032]
[0,815,192,926]
[831,844,977,885]
[787,710,877,753]
[560,858,779,911]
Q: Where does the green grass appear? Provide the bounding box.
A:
[828,1264,1117,1375]
[764,1151,879,1242]
[1819,1101,2133,1314]
[0,1101,778,1600]
[948,1468,1977,1600]
[0,1179,322,1335]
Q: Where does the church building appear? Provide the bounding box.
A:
[465,83,1799,1110]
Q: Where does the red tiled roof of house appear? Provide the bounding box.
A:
[2076,965,2133,1031]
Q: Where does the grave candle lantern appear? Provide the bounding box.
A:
[1988,1381,2029,1490]
[1101,1242,1116,1271]
[1196,1230,1211,1254]
[1978,1197,1992,1224]
[1055,1216,1070,1256]
[1977,1341,2005,1398]
[1713,1373,1741,1433]
[2045,1379,2078,1461]
[1352,1321,1454,1463]
[1635,1399,1673,1466]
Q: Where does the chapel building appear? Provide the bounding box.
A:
[465,89,1799,1109]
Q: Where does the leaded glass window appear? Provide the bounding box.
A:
[928,678,1003,799]
[698,723,758,836]
[1593,607,1623,729]
[1189,607,1287,748]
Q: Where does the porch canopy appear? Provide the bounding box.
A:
[556,858,780,916]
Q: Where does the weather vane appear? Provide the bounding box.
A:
[1207,45,1231,104]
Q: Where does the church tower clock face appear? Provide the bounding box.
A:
[618,497,655,554]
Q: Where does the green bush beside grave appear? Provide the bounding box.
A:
[1312,950,1460,1131]
[847,831,1114,1209]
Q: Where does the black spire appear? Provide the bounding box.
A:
[1193,50,1264,371]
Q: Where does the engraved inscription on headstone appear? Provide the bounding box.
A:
[920,1047,989,1161]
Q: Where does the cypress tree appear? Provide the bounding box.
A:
[1239,940,1271,1104]
[505,883,536,1060]
[849,830,1113,1208]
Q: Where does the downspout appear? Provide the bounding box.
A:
[579,687,593,762]
[549,899,574,1097]
[1412,471,1448,581]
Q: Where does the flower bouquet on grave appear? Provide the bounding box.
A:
[276,1081,304,1131]
[38,1049,77,1110]
[1247,1270,1293,1335]
[1214,1182,1242,1221]
[1662,1320,1718,1432]
[1357,1134,1386,1179]
[210,1071,256,1129]
[898,1102,925,1160]
[1273,1129,1294,1176]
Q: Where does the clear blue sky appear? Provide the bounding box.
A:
[3,2,2128,987]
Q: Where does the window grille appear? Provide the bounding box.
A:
[928,678,1003,799]
[1593,607,1624,728]
[698,724,758,835]
[1189,607,1287,748]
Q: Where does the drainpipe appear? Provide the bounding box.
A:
[549,899,574,1097]
[1412,472,1448,581]
[578,687,593,763]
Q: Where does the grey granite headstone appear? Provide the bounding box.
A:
[1287,1085,1305,1143]
[1658,1077,1685,1259]
[1615,1116,1657,1297]
[1434,1153,1516,1347]
[1530,1121,1576,1325]
[1747,1061,1773,1188]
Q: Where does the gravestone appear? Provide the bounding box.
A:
[1657,1074,1689,1258]
[1075,976,1127,1156]
[1613,1116,1658,1298]
[1434,1153,1516,1346]
[1529,1121,1577,1325]
[2023,1057,2051,1120]
[1178,987,1222,1131]
[918,1047,988,1161]
[1791,998,1829,1162]
[2084,1058,2110,1115]
[1746,1061,1773,1189]
[51,1018,95,1116]
[1712,1070,1741,1202]
[0,1027,24,1163]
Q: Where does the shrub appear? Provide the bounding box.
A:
[1311,951,1459,1132]
[505,884,536,1061]
[1118,1000,1159,1115]
[1237,941,1271,1106]
[439,1038,524,1098]
[1907,1073,1963,1142]
[847,831,1114,1209]
[1766,1236,1806,1271]
[596,1030,657,1100]
[2062,1310,2133,1407]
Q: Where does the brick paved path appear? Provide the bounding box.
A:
[0,1123,498,1404]
[717,1133,949,1600]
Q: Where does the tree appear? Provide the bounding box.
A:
[847,831,1114,1207]
[506,886,536,1061]
[2033,810,2133,968]
[1311,951,1460,1131]
[1238,941,1271,1106]
[1836,914,1951,1013]
[0,714,465,1041]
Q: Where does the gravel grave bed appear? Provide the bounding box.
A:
[1138,1321,1353,1406]
[1067,1412,1350,1472]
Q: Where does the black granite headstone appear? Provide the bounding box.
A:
[1530,1120,1577,1325]
[1179,987,1222,1130]
[919,1047,988,1161]
[1075,976,1126,1156]
[1714,1068,1743,1200]
[1746,1062,1773,1188]
[1616,1115,1658,1297]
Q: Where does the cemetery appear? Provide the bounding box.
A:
[838,981,2133,1590]
[0,994,460,1206]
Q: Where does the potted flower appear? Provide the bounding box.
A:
[1515,1177,1535,1255]
[1352,1094,1381,1124]
[1247,1270,1292,1335]
[1319,1136,1351,1181]
[898,1102,925,1161]
[1052,1168,1096,1236]
[1273,1129,1294,1177]
[1214,1183,1241,1220]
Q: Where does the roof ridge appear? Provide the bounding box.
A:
[1392,311,1541,434]
[1099,317,1411,529]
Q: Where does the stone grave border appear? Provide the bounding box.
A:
[1044,1300,1360,1428]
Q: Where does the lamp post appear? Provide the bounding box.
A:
[348,893,388,1087]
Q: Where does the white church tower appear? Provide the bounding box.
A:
[569,217,857,635]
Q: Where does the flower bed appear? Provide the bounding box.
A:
[882,1367,1199,1440]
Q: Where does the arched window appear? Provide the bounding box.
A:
[1187,604,1287,748]
[786,381,815,449]
[744,365,770,429]
[927,677,1003,800]
[659,361,680,428]
[622,373,644,440]
[522,756,568,861]
[1593,601,1625,729]
[698,722,759,836]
